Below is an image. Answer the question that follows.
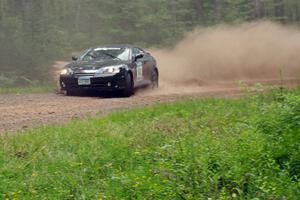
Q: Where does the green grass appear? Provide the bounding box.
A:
[0,88,299,199]
[0,85,55,95]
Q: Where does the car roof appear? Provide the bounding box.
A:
[93,44,135,49]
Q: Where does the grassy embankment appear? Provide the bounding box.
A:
[0,88,299,199]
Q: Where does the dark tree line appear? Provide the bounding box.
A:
[0,0,300,86]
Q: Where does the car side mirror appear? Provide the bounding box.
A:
[134,54,144,61]
[72,56,78,61]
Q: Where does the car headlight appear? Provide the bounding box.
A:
[97,65,123,75]
[60,68,73,75]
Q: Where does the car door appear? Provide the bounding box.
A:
[138,48,153,82]
[132,47,148,85]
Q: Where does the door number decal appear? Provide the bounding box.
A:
[136,62,143,81]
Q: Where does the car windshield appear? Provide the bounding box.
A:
[80,47,130,61]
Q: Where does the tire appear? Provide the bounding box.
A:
[66,89,79,96]
[122,73,134,97]
[151,69,159,89]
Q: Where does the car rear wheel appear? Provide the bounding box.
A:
[121,73,134,97]
[151,69,159,89]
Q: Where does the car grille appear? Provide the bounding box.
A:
[75,72,95,77]
[74,69,97,77]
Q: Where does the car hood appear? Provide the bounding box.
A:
[66,60,128,71]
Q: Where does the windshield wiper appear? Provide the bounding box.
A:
[86,52,96,59]
[102,52,122,61]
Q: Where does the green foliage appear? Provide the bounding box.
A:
[0,74,39,87]
[256,90,300,181]
[0,84,54,94]
[0,88,300,199]
[1,0,300,85]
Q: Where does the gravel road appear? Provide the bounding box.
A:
[0,79,298,134]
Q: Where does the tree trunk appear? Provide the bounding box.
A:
[194,0,205,24]
[274,0,285,22]
[214,0,221,21]
[255,0,264,19]
[0,0,5,22]
[75,0,81,32]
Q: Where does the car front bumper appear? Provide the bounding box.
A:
[60,73,127,91]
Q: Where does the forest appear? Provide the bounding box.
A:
[0,0,300,86]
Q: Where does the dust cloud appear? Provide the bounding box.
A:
[150,21,300,88]
[54,21,300,95]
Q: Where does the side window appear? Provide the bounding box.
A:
[132,48,144,57]
[132,48,139,57]
[137,48,144,55]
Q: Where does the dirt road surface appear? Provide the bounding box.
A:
[0,79,298,134]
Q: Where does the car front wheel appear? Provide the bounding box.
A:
[121,73,134,97]
[66,89,76,96]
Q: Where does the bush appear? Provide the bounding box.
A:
[256,89,300,181]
